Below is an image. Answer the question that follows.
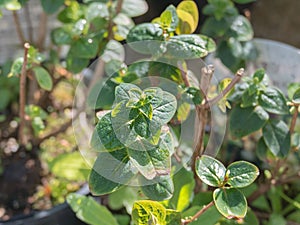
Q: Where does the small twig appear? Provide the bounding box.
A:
[24,3,34,43]
[289,104,299,134]
[191,66,214,172]
[191,66,214,192]
[206,68,244,108]
[37,12,48,50]
[182,201,215,224]
[18,43,30,145]
[115,0,124,14]
[12,11,26,44]
[200,65,214,101]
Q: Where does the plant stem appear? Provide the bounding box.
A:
[18,43,30,146]
[12,11,26,45]
[37,12,48,50]
[206,68,244,108]
[289,104,299,134]
[191,66,214,175]
[24,3,34,43]
[115,0,124,14]
[182,201,215,224]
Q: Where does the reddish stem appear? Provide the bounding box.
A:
[18,43,30,145]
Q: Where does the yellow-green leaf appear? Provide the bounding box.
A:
[175,9,195,34]
[177,0,199,27]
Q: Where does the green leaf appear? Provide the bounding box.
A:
[263,120,291,157]
[167,34,216,59]
[175,9,195,34]
[72,19,88,36]
[0,89,11,111]
[160,10,173,29]
[127,23,163,42]
[225,161,259,188]
[127,23,163,54]
[159,5,178,31]
[241,88,258,107]
[40,0,64,14]
[259,87,289,115]
[127,142,171,179]
[230,105,269,138]
[49,152,89,181]
[266,214,286,225]
[166,167,195,211]
[69,37,99,59]
[288,83,300,100]
[113,13,134,41]
[132,200,166,225]
[201,17,229,38]
[101,40,125,63]
[196,155,226,187]
[228,15,253,42]
[148,61,183,84]
[253,68,265,83]
[217,38,244,72]
[9,57,26,76]
[32,66,53,91]
[292,133,300,151]
[121,0,148,17]
[4,0,21,10]
[108,187,140,213]
[165,209,181,225]
[51,27,72,45]
[89,149,136,195]
[140,175,174,201]
[292,87,300,104]
[85,2,109,21]
[96,113,124,151]
[213,188,247,219]
[112,84,176,148]
[66,55,89,73]
[57,1,82,23]
[177,0,199,30]
[67,193,118,225]
[220,208,259,225]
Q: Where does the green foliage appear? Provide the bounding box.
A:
[67,193,119,225]
[89,83,177,199]
[49,152,90,181]
[2,1,298,225]
[25,104,48,135]
[0,61,19,111]
[196,155,259,219]
[201,0,256,72]
[32,66,53,91]
[40,0,64,14]
[132,200,181,225]
[213,188,247,219]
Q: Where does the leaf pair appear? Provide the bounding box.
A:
[196,155,259,219]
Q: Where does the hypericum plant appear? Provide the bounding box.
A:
[64,1,265,225]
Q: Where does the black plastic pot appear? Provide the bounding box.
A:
[0,185,89,225]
